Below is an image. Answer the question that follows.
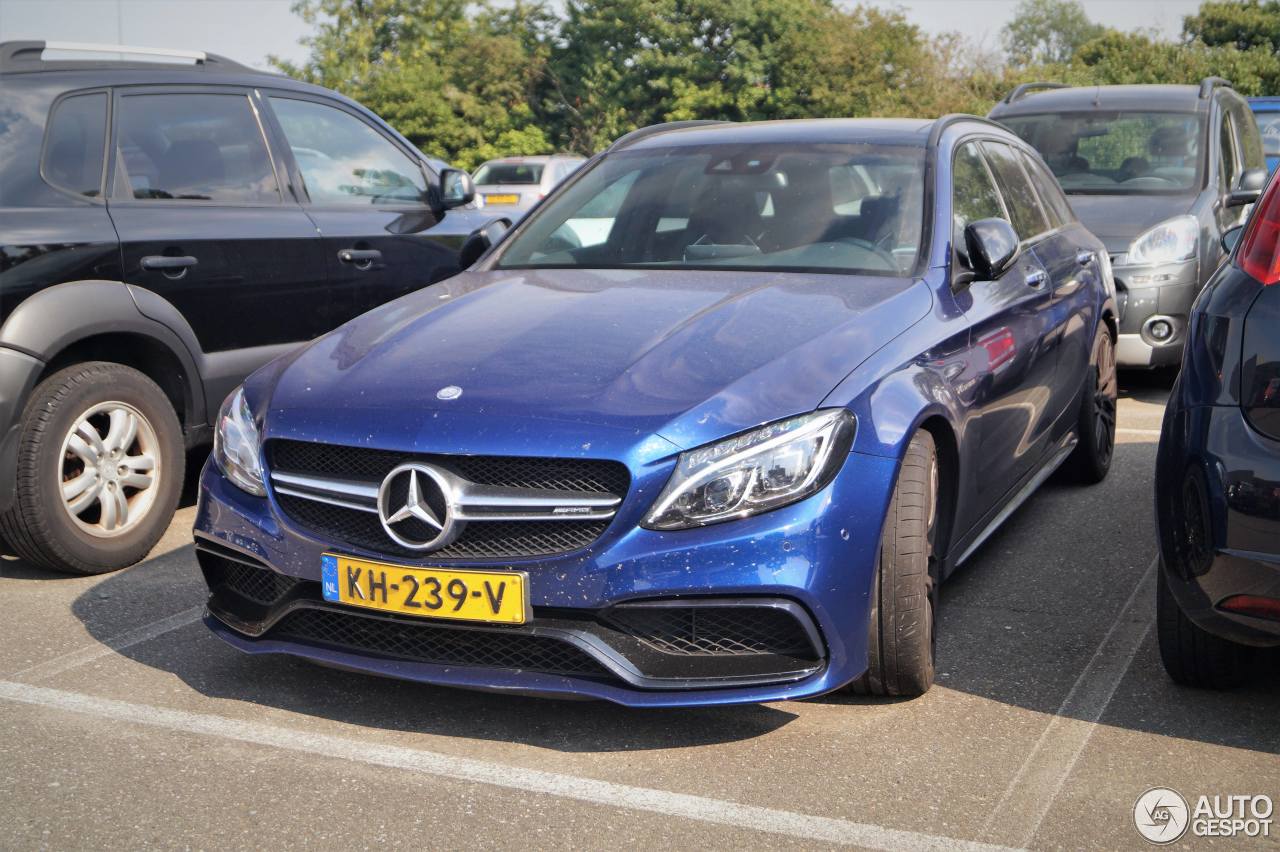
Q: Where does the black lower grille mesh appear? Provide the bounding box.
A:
[275,493,609,559]
[270,608,610,676]
[200,549,302,606]
[608,606,818,658]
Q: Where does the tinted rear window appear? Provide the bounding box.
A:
[474,162,545,185]
[42,92,108,197]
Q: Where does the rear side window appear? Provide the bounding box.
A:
[981,141,1049,241]
[951,142,1006,247]
[269,97,428,207]
[113,93,280,203]
[1019,150,1074,228]
[43,92,108,197]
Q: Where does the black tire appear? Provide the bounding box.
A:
[1156,566,1256,689]
[848,430,938,697]
[0,362,183,575]
[1066,323,1117,484]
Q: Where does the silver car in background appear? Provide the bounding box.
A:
[472,154,586,216]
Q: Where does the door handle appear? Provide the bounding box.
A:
[1076,250,1095,266]
[338,248,382,266]
[140,255,198,271]
[1025,269,1048,288]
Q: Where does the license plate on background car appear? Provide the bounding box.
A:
[321,554,528,624]
[484,193,519,205]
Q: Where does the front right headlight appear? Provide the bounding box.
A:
[642,410,855,530]
[1127,215,1199,265]
[213,386,265,496]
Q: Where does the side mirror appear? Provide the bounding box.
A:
[458,217,511,269]
[1227,168,1268,208]
[963,218,1021,282]
[439,168,475,210]
[1222,223,1245,254]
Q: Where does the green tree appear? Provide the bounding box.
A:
[1001,0,1106,65]
[1184,0,1280,51]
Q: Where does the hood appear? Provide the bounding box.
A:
[260,268,931,459]
[1065,193,1197,254]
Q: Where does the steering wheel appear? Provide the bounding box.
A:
[841,237,900,270]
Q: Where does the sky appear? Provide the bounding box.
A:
[0,0,1205,71]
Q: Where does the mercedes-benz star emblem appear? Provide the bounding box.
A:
[377,463,460,551]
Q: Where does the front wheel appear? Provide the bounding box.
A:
[848,429,939,697]
[0,362,183,575]
[1066,323,1117,484]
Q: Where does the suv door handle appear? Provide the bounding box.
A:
[338,249,382,265]
[1025,269,1048,288]
[140,255,198,271]
[1076,250,1095,266]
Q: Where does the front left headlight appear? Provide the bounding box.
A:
[213,386,266,496]
[643,410,855,531]
[1127,214,1199,265]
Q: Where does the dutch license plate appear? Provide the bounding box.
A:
[484,193,519,205]
[321,554,528,624]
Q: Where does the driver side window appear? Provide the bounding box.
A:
[952,142,1006,254]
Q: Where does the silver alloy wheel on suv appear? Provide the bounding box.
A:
[59,401,160,537]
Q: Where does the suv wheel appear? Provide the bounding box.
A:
[1,362,183,575]
[847,429,939,697]
[1156,567,1256,689]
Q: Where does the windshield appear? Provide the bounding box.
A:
[999,112,1205,194]
[474,162,544,185]
[495,143,926,276]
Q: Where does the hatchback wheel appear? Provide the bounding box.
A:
[1067,323,1117,483]
[848,429,939,697]
[1156,567,1256,689]
[0,362,183,575]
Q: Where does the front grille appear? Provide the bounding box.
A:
[275,493,610,559]
[607,605,819,659]
[270,608,610,677]
[198,544,302,606]
[268,440,628,560]
[270,441,629,495]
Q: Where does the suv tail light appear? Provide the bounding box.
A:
[1237,171,1280,285]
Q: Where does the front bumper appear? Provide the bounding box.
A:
[193,449,897,706]
[1112,256,1199,368]
[1156,403,1280,647]
[0,346,44,514]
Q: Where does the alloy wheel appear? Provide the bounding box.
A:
[58,401,161,538]
[1094,334,1118,466]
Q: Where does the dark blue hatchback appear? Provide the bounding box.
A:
[195,116,1117,705]
[1156,167,1280,687]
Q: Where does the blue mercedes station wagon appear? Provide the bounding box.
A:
[195,116,1118,705]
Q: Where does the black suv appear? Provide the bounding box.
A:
[990,78,1267,369]
[0,41,478,575]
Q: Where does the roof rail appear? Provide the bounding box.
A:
[0,40,254,73]
[1001,82,1068,104]
[928,114,1009,147]
[607,120,730,152]
[1199,76,1233,99]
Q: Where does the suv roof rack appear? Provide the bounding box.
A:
[0,40,254,74]
[1199,76,1233,99]
[1001,82,1069,105]
[607,120,730,152]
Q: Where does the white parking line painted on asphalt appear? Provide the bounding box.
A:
[11,606,203,682]
[0,680,1021,852]
[1116,427,1162,438]
[981,557,1158,848]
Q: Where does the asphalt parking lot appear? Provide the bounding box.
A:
[2,374,1277,851]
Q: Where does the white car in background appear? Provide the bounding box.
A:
[472,154,586,216]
